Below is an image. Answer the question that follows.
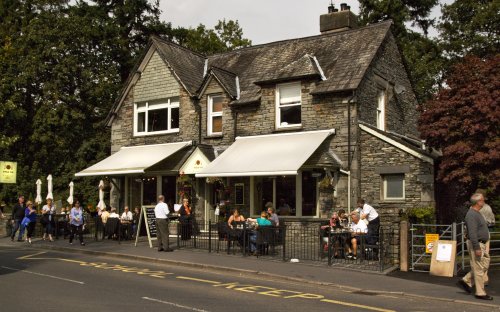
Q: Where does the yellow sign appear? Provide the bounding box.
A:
[425,233,440,253]
[0,161,17,183]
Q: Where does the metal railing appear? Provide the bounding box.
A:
[175,220,398,272]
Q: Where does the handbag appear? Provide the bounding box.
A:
[21,216,31,227]
[40,214,49,226]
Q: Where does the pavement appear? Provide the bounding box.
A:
[1,235,499,309]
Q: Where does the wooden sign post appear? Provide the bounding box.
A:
[134,205,157,248]
[429,240,457,277]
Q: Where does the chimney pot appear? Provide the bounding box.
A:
[340,3,348,11]
[328,4,335,13]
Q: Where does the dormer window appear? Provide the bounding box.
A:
[134,98,179,136]
[376,90,386,131]
[276,82,301,129]
[208,94,223,136]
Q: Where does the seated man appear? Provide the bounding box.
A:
[346,211,367,260]
[247,211,272,254]
[120,206,133,239]
[320,212,343,258]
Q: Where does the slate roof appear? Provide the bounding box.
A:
[107,21,392,124]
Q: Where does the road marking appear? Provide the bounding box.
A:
[142,297,210,312]
[1,266,85,285]
[17,251,49,259]
[321,299,395,312]
[176,276,221,284]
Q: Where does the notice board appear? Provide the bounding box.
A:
[134,205,157,248]
[234,183,244,205]
[429,240,457,277]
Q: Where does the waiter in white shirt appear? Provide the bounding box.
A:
[154,195,172,252]
[357,198,380,245]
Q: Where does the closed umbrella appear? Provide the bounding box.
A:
[67,181,74,205]
[46,174,53,200]
[97,180,105,211]
[35,179,42,205]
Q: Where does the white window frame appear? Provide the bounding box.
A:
[382,174,405,200]
[276,82,302,129]
[208,94,223,136]
[376,90,386,131]
[133,98,180,136]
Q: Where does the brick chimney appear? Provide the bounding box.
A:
[320,3,358,34]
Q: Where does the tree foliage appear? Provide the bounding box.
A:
[438,0,500,61]
[419,55,500,194]
[0,0,251,206]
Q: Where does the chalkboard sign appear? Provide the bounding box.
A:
[234,183,244,205]
[144,206,157,238]
[135,205,157,248]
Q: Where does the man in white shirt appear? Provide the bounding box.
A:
[357,198,380,245]
[346,211,368,260]
[120,206,133,240]
[154,195,172,252]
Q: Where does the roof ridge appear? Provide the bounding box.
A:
[210,65,237,76]
[208,21,392,59]
[151,35,207,59]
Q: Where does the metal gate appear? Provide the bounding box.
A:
[409,222,467,274]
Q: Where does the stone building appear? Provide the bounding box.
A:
[76,6,436,225]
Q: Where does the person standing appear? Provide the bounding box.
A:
[41,198,56,241]
[11,195,26,242]
[24,201,37,244]
[179,198,192,240]
[357,198,380,245]
[154,195,171,252]
[457,193,492,300]
[69,201,85,246]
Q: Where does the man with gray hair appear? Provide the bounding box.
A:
[457,193,492,300]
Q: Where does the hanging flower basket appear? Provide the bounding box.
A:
[318,176,334,192]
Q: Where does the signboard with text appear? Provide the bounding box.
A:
[0,161,17,183]
[425,233,440,253]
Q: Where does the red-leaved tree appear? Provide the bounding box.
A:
[419,55,500,197]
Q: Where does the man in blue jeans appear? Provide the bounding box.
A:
[11,195,26,242]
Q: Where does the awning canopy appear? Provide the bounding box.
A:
[196,130,335,177]
[75,141,192,177]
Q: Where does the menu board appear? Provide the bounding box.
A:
[135,205,157,248]
[144,206,157,238]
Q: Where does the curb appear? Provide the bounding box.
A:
[27,243,500,309]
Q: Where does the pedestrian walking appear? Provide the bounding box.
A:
[11,195,26,242]
[69,201,85,246]
[23,201,37,244]
[154,195,171,252]
[457,193,493,300]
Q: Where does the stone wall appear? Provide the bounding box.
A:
[111,56,199,153]
[357,32,419,137]
[359,129,434,226]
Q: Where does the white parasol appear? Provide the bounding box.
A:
[67,181,74,205]
[46,174,53,200]
[35,179,42,205]
[97,180,105,211]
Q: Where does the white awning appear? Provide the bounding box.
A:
[196,130,335,177]
[75,141,192,177]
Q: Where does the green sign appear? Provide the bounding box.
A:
[0,161,17,183]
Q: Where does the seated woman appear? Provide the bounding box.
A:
[227,208,245,229]
[320,212,342,258]
[248,211,272,254]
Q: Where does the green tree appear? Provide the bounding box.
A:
[438,0,499,60]
[171,19,251,55]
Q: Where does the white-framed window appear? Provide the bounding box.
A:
[208,94,223,136]
[134,98,179,136]
[382,174,405,200]
[276,82,301,129]
[376,90,386,131]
